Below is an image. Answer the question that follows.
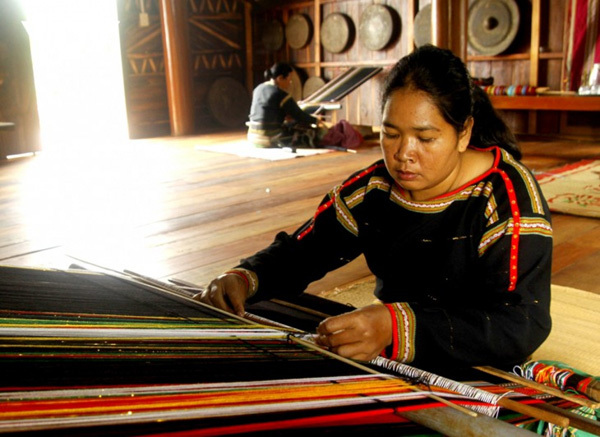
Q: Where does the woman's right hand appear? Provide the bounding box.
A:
[193,273,249,317]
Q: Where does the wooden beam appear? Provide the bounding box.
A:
[406,0,417,52]
[159,0,195,136]
[529,0,541,87]
[314,0,321,77]
[431,0,449,49]
[449,0,468,60]
[244,1,253,94]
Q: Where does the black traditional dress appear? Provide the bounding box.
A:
[247,82,317,147]
[232,147,553,371]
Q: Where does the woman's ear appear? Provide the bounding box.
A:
[458,117,474,152]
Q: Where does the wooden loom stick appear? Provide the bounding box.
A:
[400,406,536,437]
[534,403,600,435]
[475,365,600,409]
[270,298,332,319]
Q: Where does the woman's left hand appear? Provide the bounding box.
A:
[315,304,392,361]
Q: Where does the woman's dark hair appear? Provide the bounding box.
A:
[264,63,293,81]
[381,45,520,159]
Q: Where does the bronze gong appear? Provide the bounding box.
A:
[289,68,303,102]
[468,0,520,56]
[321,12,353,54]
[261,19,284,52]
[303,76,326,100]
[413,4,431,47]
[286,14,312,49]
[208,77,250,128]
[358,4,395,51]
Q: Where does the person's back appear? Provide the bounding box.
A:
[249,81,290,128]
[247,62,318,148]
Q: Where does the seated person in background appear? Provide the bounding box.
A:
[247,62,319,148]
[198,45,553,373]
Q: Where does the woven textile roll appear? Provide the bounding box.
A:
[563,0,600,91]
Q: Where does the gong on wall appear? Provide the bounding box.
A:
[358,4,399,51]
[261,19,285,52]
[468,0,520,56]
[285,13,313,49]
[320,12,355,54]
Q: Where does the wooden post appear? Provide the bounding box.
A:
[431,0,449,49]
[159,0,195,136]
[406,0,417,52]
[244,1,253,94]
[528,0,541,134]
[314,0,322,78]
[450,0,468,60]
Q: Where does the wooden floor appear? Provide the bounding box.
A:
[1,131,599,296]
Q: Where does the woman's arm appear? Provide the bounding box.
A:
[386,215,552,369]
[281,94,318,125]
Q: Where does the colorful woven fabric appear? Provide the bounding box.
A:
[564,0,600,92]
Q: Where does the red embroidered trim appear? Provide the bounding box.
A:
[384,304,399,360]
[492,168,521,291]
[297,162,386,240]
[435,146,501,199]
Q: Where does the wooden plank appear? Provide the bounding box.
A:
[491,96,600,111]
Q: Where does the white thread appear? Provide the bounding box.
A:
[370,356,503,406]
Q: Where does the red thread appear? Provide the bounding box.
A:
[384,304,399,360]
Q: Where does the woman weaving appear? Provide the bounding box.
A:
[247,62,319,148]
[198,45,553,372]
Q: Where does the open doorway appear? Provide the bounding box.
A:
[21,0,128,154]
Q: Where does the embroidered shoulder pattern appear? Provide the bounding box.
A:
[389,184,479,213]
[297,162,386,240]
[502,150,545,214]
[334,185,359,236]
[478,217,552,257]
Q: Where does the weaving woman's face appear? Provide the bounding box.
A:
[380,88,472,201]
[275,74,292,92]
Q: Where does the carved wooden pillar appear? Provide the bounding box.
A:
[450,0,468,61]
[159,0,194,136]
[431,0,467,60]
[431,0,449,49]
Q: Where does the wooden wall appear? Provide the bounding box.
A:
[252,0,600,138]
[4,0,594,143]
[251,0,412,128]
[118,0,250,139]
[0,1,41,159]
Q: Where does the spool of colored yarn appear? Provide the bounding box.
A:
[482,85,538,96]
[515,360,600,403]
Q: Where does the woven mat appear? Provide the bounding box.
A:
[195,141,332,161]
[321,281,600,376]
[536,160,600,218]
[533,284,600,376]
